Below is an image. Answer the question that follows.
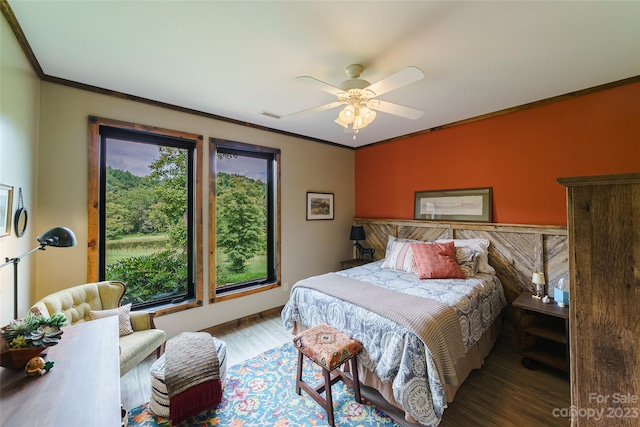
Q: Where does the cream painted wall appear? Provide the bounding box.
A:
[0,15,40,326]
[37,82,355,338]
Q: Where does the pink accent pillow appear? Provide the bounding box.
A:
[411,241,465,279]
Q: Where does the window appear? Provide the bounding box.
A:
[88,117,203,315]
[210,139,280,301]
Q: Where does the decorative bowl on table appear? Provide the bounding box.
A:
[0,313,66,370]
[0,346,48,370]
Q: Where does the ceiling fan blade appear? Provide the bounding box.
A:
[365,66,424,97]
[296,76,347,96]
[286,101,343,118]
[368,100,424,120]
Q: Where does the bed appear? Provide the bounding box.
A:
[281,236,507,427]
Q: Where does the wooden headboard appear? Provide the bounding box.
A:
[354,218,569,308]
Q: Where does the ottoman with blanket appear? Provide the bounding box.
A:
[149,332,227,424]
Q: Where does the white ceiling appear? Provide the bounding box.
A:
[7,1,640,148]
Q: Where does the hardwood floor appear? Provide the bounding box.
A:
[120,311,292,410]
[121,310,570,426]
[439,327,570,427]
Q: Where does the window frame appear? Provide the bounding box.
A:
[209,138,281,302]
[88,117,204,316]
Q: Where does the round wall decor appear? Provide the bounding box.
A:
[14,188,27,237]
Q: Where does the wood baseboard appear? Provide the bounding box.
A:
[200,306,285,337]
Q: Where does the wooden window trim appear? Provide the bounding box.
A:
[208,138,282,303]
[87,116,204,316]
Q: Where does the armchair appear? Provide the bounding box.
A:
[30,281,166,376]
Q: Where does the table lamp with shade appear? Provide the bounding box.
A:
[0,227,77,319]
[349,225,366,244]
[531,272,546,300]
[349,225,375,260]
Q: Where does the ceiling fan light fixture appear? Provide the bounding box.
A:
[335,104,356,127]
[342,104,356,119]
[359,107,376,125]
[334,117,349,128]
[335,102,376,133]
[352,116,364,130]
[292,64,424,140]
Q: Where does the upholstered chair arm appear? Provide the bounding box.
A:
[129,310,157,331]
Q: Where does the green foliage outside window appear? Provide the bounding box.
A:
[216,173,267,274]
[106,250,188,305]
[105,146,190,305]
[103,139,271,300]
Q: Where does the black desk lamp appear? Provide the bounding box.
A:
[0,227,76,319]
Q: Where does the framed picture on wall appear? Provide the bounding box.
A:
[306,192,334,220]
[414,187,492,222]
[0,183,14,237]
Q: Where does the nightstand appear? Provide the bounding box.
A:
[339,258,373,270]
[512,292,569,372]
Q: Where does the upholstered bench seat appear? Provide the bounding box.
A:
[149,335,227,421]
[293,323,362,426]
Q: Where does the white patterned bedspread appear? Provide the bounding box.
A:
[281,260,506,426]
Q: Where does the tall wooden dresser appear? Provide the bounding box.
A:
[558,173,639,427]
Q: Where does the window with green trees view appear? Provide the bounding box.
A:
[213,140,279,295]
[98,126,197,309]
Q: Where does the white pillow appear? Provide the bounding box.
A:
[435,238,495,274]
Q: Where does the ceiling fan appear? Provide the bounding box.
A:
[287,64,425,138]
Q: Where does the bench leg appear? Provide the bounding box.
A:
[295,351,303,395]
[323,368,334,426]
[350,356,362,403]
[295,348,363,427]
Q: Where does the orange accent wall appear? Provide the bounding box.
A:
[355,82,640,226]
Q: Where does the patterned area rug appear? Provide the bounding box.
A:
[128,342,401,426]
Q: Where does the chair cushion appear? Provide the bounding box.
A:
[293,323,362,371]
[119,329,167,376]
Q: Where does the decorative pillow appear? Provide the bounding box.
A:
[382,240,416,272]
[455,247,480,277]
[382,239,430,272]
[435,238,495,274]
[411,241,466,279]
[89,304,134,337]
[385,235,425,258]
[385,235,397,256]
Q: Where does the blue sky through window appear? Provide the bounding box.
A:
[217,156,267,182]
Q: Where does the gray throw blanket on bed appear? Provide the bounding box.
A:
[292,272,466,386]
[164,332,220,398]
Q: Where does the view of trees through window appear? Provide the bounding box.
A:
[215,152,269,289]
[102,135,194,307]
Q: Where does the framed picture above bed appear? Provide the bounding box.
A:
[306,192,334,220]
[414,187,492,222]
